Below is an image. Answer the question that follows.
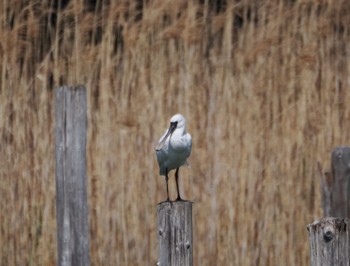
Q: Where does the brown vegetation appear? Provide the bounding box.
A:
[1,0,350,265]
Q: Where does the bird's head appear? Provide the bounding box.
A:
[170,114,186,130]
[155,114,187,151]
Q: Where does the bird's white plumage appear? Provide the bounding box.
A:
[155,114,192,175]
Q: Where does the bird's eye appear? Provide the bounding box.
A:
[170,121,178,127]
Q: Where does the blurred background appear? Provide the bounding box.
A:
[1,0,350,265]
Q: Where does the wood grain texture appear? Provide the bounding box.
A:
[307,218,349,266]
[157,201,193,266]
[55,86,90,266]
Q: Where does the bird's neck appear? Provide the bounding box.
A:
[173,127,185,136]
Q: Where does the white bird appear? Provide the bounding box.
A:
[155,114,192,202]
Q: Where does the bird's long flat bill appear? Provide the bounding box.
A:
[155,122,177,151]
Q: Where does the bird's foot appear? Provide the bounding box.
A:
[158,198,172,205]
[175,196,186,202]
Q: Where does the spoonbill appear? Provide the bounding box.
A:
[155,114,192,202]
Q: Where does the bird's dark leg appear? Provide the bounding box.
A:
[175,168,184,201]
[165,168,170,202]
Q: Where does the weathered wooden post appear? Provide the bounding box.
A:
[308,147,350,265]
[157,201,193,266]
[307,218,349,266]
[320,146,350,217]
[55,85,90,266]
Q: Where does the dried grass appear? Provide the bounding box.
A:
[1,0,350,265]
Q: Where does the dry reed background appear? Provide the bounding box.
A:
[0,0,350,265]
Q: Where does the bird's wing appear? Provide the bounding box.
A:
[187,133,192,157]
[171,134,192,156]
[184,133,192,167]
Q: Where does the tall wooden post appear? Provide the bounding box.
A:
[309,147,350,265]
[157,201,193,266]
[55,85,90,266]
[307,218,349,266]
